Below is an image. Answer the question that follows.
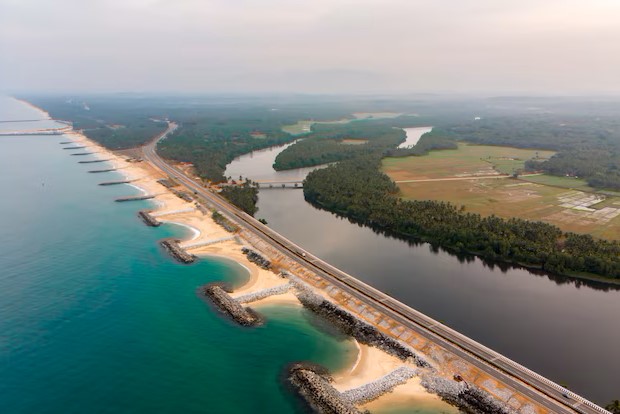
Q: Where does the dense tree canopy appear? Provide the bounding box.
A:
[304,157,620,280]
[26,96,168,149]
[384,128,457,157]
[273,123,406,170]
[445,116,620,190]
[220,182,259,216]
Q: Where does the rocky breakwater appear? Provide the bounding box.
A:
[291,280,428,367]
[341,366,418,406]
[160,239,195,263]
[241,247,271,269]
[287,274,520,413]
[288,364,362,414]
[138,210,160,227]
[202,284,261,326]
[420,375,518,414]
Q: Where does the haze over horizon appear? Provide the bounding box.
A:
[1,0,619,95]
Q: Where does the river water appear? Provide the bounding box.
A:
[398,127,433,148]
[226,132,620,406]
[0,97,367,414]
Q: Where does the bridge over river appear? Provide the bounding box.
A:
[254,180,303,189]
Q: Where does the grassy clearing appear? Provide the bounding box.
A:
[518,174,592,191]
[382,143,555,180]
[396,178,620,239]
[282,120,314,135]
[352,112,402,119]
[341,139,368,145]
[282,112,406,135]
[382,143,620,240]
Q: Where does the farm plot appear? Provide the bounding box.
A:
[384,143,620,240]
[395,178,620,239]
[382,143,554,181]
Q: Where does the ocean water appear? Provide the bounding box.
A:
[0,99,359,413]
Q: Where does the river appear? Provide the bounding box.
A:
[226,134,620,406]
[398,127,433,148]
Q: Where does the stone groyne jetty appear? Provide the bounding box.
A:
[88,168,118,173]
[70,152,96,156]
[341,366,418,405]
[138,210,160,227]
[288,364,361,414]
[79,159,111,164]
[62,146,86,150]
[99,180,133,186]
[202,284,261,326]
[59,141,74,144]
[0,131,63,136]
[234,282,292,304]
[160,239,196,263]
[288,361,518,414]
[115,195,155,202]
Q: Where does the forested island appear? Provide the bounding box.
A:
[304,157,620,279]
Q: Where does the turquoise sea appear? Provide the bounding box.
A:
[0,98,359,413]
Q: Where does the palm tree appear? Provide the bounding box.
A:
[605,400,620,414]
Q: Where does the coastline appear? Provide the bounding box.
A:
[165,221,201,241]
[51,118,456,412]
[13,97,52,120]
[24,99,569,414]
[332,344,456,413]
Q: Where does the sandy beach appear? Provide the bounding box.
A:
[15,98,53,120]
[333,344,456,412]
[61,127,450,412]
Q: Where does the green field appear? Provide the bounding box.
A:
[382,144,620,240]
[282,112,406,135]
[281,120,315,135]
[281,118,352,135]
[352,112,402,119]
[382,143,555,180]
[518,174,592,191]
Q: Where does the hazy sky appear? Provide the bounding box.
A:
[1,0,620,94]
